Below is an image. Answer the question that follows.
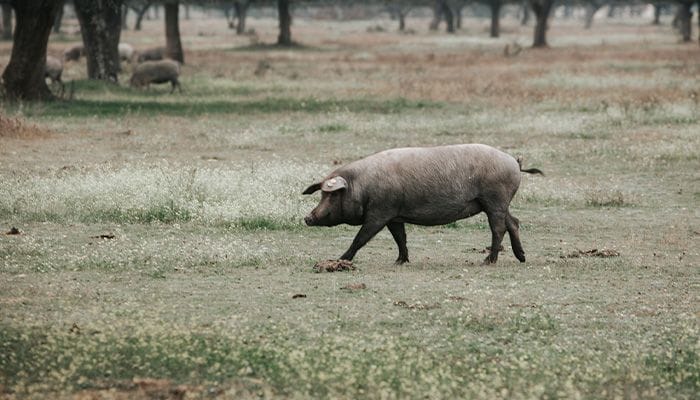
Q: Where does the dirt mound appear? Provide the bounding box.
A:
[562,248,620,258]
[313,259,355,273]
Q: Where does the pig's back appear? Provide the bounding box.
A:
[337,144,521,224]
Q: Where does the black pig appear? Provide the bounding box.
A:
[303,144,542,264]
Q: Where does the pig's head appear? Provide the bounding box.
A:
[302,176,349,227]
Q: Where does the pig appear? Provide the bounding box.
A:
[302,144,543,265]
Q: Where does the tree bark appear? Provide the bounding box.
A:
[165,2,184,63]
[490,0,502,38]
[2,0,62,101]
[1,4,12,40]
[530,0,554,48]
[277,0,292,46]
[74,0,123,81]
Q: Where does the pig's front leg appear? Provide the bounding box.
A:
[339,220,388,261]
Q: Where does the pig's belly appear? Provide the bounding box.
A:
[392,200,483,226]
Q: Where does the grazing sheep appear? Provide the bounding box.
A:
[135,46,166,63]
[129,59,181,93]
[63,44,84,62]
[118,43,135,63]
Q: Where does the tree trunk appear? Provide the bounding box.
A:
[584,2,602,29]
[233,0,249,35]
[520,0,530,25]
[490,0,502,38]
[1,4,12,40]
[530,0,554,48]
[53,1,64,33]
[165,2,184,63]
[133,4,150,31]
[454,4,464,29]
[398,10,406,31]
[441,0,454,33]
[74,0,123,81]
[652,4,662,25]
[2,0,62,101]
[429,0,441,30]
[277,0,292,46]
[677,1,692,42]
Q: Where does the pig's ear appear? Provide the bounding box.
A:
[302,182,322,195]
[321,176,347,193]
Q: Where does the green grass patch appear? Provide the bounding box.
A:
[13,97,440,118]
[235,216,300,231]
[1,320,697,398]
[317,123,349,133]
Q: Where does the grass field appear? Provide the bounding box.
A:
[1,11,699,399]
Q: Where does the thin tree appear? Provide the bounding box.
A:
[676,0,692,42]
[128,0,152,31]
[165,1,184,62]
[583,0,603,29]
[232,0,252,35]
[488,0,503,37]
[277,0,292,46]
[529,0,554,47]
[2,0,63,101]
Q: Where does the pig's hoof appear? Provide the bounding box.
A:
[394,257,409,265]
[481,256,497,266]
[313,259,355,273]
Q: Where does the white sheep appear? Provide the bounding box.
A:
[129,59,181,93]
[118,43,135,63]
[45,55,65,94]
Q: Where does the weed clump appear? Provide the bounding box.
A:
[0,114,50,139]
[586,189,626,207]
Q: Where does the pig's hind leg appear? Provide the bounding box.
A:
[387,222,409,264]
[506,212,526,262]
[481,204,508,265]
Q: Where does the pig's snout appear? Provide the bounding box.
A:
[304,213,317,226]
